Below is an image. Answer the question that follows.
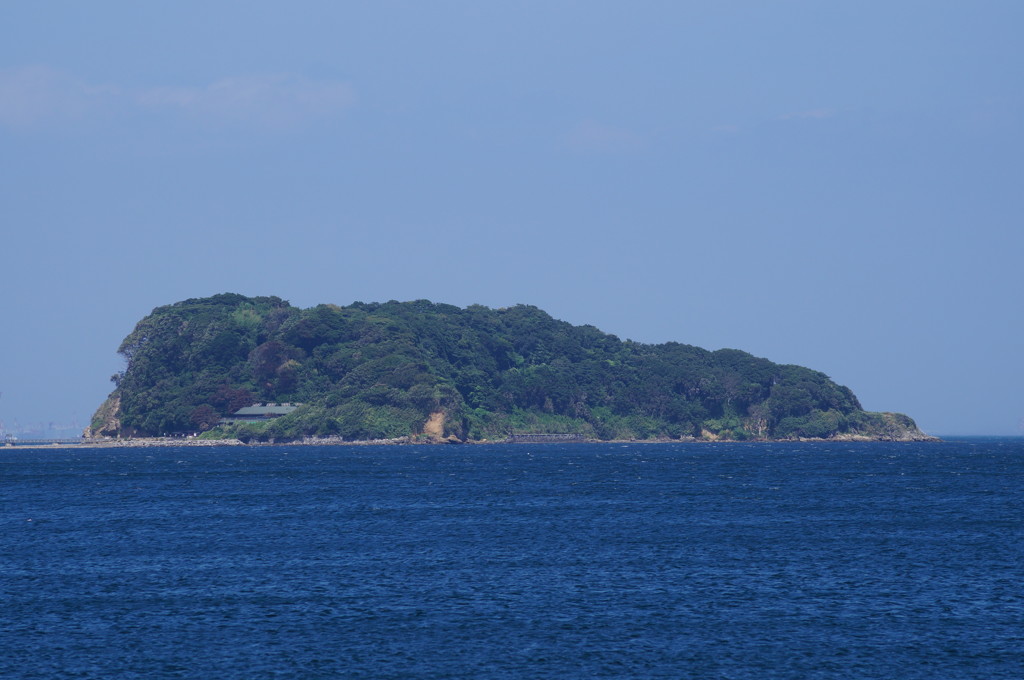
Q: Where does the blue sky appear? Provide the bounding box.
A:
[2,1,1022,436]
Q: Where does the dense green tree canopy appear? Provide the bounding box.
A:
[92,294,928,442]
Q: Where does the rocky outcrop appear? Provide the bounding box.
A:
[84,395,123,438]
[857,411,937,441]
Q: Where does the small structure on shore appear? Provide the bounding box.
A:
[221,403,301,424]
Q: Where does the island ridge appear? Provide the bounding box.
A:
[88,294,932,443]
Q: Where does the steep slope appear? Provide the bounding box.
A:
[89,294,933,442]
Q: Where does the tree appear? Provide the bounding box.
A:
[190,405,221,431]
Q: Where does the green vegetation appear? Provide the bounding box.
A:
[90,293,930,442]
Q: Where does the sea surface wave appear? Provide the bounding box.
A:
[3,439,1022,679]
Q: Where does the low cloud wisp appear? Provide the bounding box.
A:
[0,66,355,129]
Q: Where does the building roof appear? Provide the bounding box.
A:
[231,403,301,417]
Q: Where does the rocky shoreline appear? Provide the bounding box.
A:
[6,430,939,449]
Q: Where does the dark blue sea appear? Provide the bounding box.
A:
[3,439,1022,679]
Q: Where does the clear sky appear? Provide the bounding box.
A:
[2,1,1022,436]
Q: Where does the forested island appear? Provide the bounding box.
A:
[87,294,932,443]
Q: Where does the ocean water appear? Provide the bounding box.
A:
[2,439,1022,679]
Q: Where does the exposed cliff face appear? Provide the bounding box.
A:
[85,395,123,438]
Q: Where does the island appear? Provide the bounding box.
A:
[87,294,933,443]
